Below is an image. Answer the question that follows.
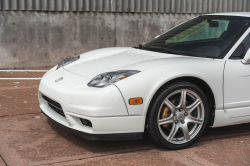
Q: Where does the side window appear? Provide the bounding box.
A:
[230,32,250,59]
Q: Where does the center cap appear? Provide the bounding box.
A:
[176,111,185,121]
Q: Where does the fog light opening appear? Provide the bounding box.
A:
[80,118,92,127]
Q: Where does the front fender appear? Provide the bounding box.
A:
[115,59,225,116]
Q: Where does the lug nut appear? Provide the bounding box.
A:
[175,120,178,124]
[184,112,188,116]
[181,120,185,124]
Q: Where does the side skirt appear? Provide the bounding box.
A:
[211,109,250,128]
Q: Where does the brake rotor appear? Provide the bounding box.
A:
[161,107,171,128]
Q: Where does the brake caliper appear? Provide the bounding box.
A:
[161,107,171,128]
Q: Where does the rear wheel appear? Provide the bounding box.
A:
[147,81,209,149]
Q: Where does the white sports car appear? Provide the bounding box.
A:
[39,12,250,149]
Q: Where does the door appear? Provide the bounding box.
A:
[224,32,250,118]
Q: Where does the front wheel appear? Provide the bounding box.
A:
[147,81,209,150]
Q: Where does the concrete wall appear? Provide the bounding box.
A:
[0,11,199,69]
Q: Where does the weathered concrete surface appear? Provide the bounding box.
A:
[0,88,40,116]
[1,112,250,166]
[0,71,37,78]
[178,135,250,166]
[0,80,40,89]
[0,11,198,69]
[50,149,200,166]
[0,70,45,116]
[0,113,155,166]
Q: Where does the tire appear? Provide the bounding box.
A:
[146,81,209,150]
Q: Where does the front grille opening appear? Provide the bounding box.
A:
[80,118,92,127]
[42,94,65,117]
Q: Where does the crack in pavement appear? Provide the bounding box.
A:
[35,147,155,166]
[0,112,42,118]
[175,150,203,166]
[26,71,41,78]
[0,155,8,166]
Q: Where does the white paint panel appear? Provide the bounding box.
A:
[224,60,250,118]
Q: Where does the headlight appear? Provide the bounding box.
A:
[56,55,80,70]
[88,70,140,88]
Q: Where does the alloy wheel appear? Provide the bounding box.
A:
[157,89,205,144]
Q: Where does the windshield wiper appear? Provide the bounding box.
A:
[142,48,181,55]
[163,49,183,55]
[141,47,198,57]
[163,49,199,56]
[134,44,143,49]
[200,55,216,59]
[159,49,198,57]
[149,49,187,56]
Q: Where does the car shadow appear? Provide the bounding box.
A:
[47,119,250,152]
[201,122,250,141]
[47,119,156,153]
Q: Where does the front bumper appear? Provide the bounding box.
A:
[41,109,143,140]
[40,99,145,136]
[39,68,146,140]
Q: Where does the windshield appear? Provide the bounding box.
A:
[142,16,250,59]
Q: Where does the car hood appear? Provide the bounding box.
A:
[64,47,189,78]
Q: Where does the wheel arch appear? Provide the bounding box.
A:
[145,76,216,128]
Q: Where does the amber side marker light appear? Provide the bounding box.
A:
[119,74,130,80]
[129,98,143,105]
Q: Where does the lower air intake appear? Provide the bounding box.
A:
[42,94,65,117]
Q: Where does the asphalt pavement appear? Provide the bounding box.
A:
[0,69,250,166]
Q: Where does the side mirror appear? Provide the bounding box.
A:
[242,48,250,64]
[155,35,160,39]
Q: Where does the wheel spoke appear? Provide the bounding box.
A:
[178,90,186,108]
[186,99,201,114]
[164,99,176,112]
[187,116,203,125]
[158,115,174,126]
[180,124,190,141]
[167,124,179,142]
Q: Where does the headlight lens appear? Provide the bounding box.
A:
[88,70,140,88]
[56,55,80,70]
